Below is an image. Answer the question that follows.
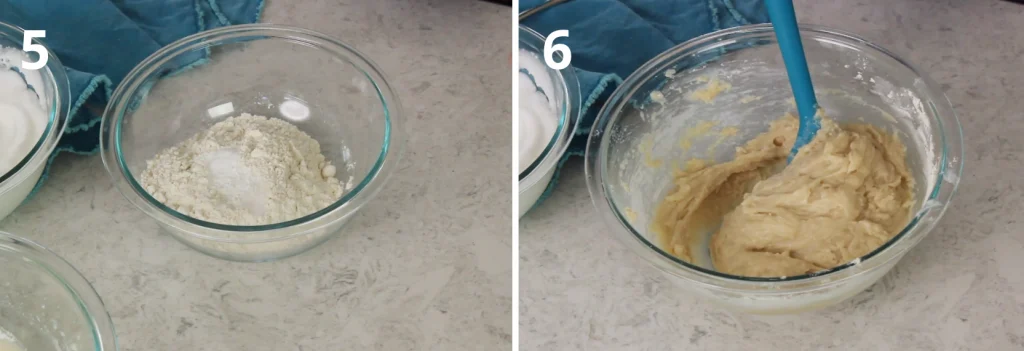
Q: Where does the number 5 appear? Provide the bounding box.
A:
[22,30,48,70]
[544,30,571,70]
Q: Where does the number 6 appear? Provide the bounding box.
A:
[543,30,571,70]
[22,30,48,70]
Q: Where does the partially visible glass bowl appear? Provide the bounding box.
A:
[518,25,581,217]
[0,21,69,221]
[0,231,117,350]
[101,25,404,262]
[586,24,963,313]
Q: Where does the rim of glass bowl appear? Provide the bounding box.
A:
[0,231,118,351]
[0,21,69,186]
[585,24,963,288]
[518,25,581,187]
[100,24,403,241]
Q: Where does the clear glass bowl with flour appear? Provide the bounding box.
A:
[518,26,581,217]
[101,25,404,262]
[0,230,117,351]
[586,25,963,313]
[0,22,70,221]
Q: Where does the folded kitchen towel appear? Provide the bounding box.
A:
[0,0,264,195]
[518,0,769,212]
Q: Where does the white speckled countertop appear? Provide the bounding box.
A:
[521,0,1024,350]
[0,1,511,350]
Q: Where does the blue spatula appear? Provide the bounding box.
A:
[765,0,819,162]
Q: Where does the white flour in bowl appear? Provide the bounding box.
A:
[140,113,347,225]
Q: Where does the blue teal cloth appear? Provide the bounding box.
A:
[519,0,768,210]
[0,0,264,193]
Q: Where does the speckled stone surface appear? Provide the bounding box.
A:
[0,1,511,350]
[520,0,1024,350]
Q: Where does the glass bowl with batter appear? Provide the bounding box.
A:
[100,25,404,262]
[0,21,69,222]
[0,231,117,351]
[585,24,963,314]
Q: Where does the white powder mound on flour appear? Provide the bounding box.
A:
[141,113,345,225]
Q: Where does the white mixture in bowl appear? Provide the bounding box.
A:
[518,49,558,174]
[140,114,349,225]
[0,48,47,177]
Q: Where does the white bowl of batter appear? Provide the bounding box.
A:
[586,25,963,314]
[0,22,69,222]
[518,25,581,217]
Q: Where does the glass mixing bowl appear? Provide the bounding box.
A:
[586,25,963,314]
[0,21,69,221]
[0,231,117,350]
[100,25,404,262]
[518,25,581,217]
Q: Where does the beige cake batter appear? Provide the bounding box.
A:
[654,114,915,278]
